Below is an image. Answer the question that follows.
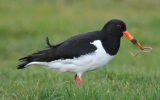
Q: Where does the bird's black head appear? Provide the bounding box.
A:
[102,19,144,50]
[102,19,126,37]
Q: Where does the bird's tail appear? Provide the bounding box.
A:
[17,37,53,69]
[17,56,33,69]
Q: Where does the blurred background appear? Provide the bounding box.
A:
[1,0,159,74]
[0,0,160,68]
[0,0,160,99]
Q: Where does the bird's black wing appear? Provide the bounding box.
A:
[18,31,100,69]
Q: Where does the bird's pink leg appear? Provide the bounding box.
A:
[74,74,81,86]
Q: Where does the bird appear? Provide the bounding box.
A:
[17,19,143,86]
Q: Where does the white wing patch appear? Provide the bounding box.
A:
[26,40,114,74]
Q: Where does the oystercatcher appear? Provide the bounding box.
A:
[18,19,143,86]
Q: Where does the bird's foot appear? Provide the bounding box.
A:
[74,74,81,86]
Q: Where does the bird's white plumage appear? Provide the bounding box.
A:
[26,40,114,75]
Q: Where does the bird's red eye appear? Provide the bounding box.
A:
[117,24,121,28]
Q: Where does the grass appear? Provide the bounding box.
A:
[0,0,160,99]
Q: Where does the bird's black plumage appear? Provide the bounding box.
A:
[18,19,126,69]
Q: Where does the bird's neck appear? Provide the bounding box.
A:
[100,33,121,56]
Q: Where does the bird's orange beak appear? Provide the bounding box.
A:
[123,31,143,50]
